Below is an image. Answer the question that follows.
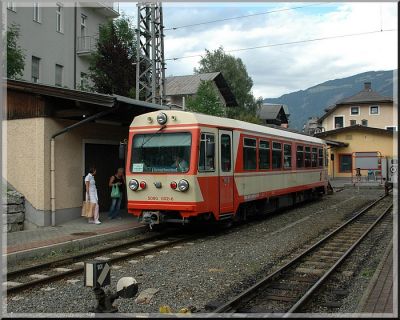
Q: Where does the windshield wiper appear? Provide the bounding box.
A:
[140,125,166,148]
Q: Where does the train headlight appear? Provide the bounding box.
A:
[178,179,189,192]
[156,112,168,125]
[129,179,139,191]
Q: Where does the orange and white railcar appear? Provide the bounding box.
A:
[126,110,328,227]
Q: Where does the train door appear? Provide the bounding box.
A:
[219,130,234,214]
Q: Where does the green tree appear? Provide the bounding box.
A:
[5,24,25,79]
[88,14,137,97]
[194,46,262,123]
[186,80,225,117]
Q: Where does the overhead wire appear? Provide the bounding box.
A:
[165,29,396,61]
[164,3,327,31]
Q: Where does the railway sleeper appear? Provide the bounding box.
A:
[263,294,298,303]
[317,250,344,256]
[321,245,348,252]
[301,261,332,268]
[295,267,326,276]
[308,255,338,262]
[269,282,308,292]
[329,239,355,245]
[283,275,319,284]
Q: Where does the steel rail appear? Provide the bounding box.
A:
[7,228,172,278]
[284,203,393,315]
[6,235,193,294]
[213,193,389,313]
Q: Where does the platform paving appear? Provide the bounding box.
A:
[4,211,146,263]
[357,241,395,316]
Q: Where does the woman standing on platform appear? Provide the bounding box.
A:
[108,168,125,220]
[85,166,101,224]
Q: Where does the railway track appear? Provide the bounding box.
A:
[5,231,192,295]
[213,193,393,315]
[5,192,384,297]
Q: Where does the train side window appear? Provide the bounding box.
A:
[311,147,317,167]
[199,133,215,172]
[243,137,257,170]
[221,134,231,172]
[318,148,323,167]
[259,140,270,169]
[297,146,304,168]
[272,142,282,169]
[284,144,292,169]
[305,147,311,168]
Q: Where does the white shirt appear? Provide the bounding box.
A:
[85,173,98,203]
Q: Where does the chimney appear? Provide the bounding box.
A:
[364,82,372,91]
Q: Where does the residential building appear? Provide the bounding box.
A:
[303,116,322,135]
[6,2,119,89]
[316,81,396,179]
[257,103,289,127]
[165,72,238,110]
[315,126,394,179]
[318,82,395,131]
[5,79,165,228]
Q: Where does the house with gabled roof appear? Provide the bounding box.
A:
[257,103,289,127]
[165,72,237,109]
[315,82,396,180]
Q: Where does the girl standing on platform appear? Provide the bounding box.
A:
[85,166,101,224]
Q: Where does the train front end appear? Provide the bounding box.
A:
[126,111,204,228]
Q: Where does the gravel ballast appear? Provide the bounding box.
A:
[5,189,392,316]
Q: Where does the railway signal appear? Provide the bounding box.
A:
[84,260,138,313]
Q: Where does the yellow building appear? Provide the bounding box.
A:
[316,81,396,179]
[315,126,395,178]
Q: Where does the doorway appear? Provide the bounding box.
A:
[84,142,125,212]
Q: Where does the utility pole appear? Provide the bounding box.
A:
[136,2,166,104]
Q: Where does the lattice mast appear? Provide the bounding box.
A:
[136,2,166,104]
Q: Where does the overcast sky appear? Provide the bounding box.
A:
[120,2,397,98]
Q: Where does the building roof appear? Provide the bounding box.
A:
[323,139,349,147]
[6,78,115,107]
[336,89,392,105]
[6,79,168,125]
[258,105,283,119]
[262,102,290,115]
[165,72,238,107]
[6,79,168,110]
[315,124,394,138]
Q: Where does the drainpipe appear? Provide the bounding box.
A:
[73,2,77,89]
[50,106,119,226]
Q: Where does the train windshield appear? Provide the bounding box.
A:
[131,132,191,173]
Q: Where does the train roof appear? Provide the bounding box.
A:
[131,110,326,145]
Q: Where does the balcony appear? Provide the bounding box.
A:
[77,36,96,56]
[79,2,119,18]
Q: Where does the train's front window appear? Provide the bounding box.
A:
[131,132,191,173]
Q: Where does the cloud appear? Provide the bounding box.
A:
[121,2,397,98]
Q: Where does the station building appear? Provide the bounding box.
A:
[4,79,166,228]
[316,81,396,180]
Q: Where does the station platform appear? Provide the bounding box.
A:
[4,211,146,264]
[329,178,384,189]
[357,241,396,316]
